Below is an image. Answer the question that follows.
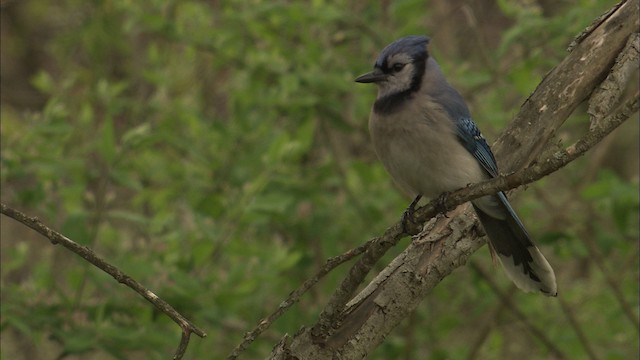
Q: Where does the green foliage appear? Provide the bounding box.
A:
[1,0,637,359]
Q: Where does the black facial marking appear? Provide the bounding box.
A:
[373,51,429,115]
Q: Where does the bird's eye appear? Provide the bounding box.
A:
[392,63,405,72]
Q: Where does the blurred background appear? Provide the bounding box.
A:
[1,0,638,359]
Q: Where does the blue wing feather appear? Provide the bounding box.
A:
[455,117,499,177]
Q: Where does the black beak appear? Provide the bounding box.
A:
[355,68,386,83]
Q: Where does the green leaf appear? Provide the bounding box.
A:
[31,70,54,93]
[121,122,151,147]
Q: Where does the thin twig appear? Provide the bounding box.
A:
[310,221,408,340]
[466,302,505,360]
[226,239,371,359]
[557,296,600,360]
[581,209,640,332]
[567,1,623,52]
[469,261,567,359]
[428,95,639,222]
[0,204,206,360]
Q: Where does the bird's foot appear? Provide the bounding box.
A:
[401,195,422,234]
[435,192,451,218]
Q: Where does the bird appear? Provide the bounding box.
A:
[355,35,557,296]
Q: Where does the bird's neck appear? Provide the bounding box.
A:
[373,88,416,115]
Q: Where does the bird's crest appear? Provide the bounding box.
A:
[375,35,430,71]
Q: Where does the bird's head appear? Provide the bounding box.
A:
[355,35,430,98]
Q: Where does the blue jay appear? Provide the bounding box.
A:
[355,35,557,296]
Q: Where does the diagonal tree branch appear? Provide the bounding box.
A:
[265,1,638,358]
[0,204,206,360]
[226,239,370,359]
[247,86,637,357]
[313,93,636,354]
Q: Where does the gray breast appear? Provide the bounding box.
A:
[369,96,486,198]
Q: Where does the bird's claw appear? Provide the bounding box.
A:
[401,195,422,234]
[436,192,450,218]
